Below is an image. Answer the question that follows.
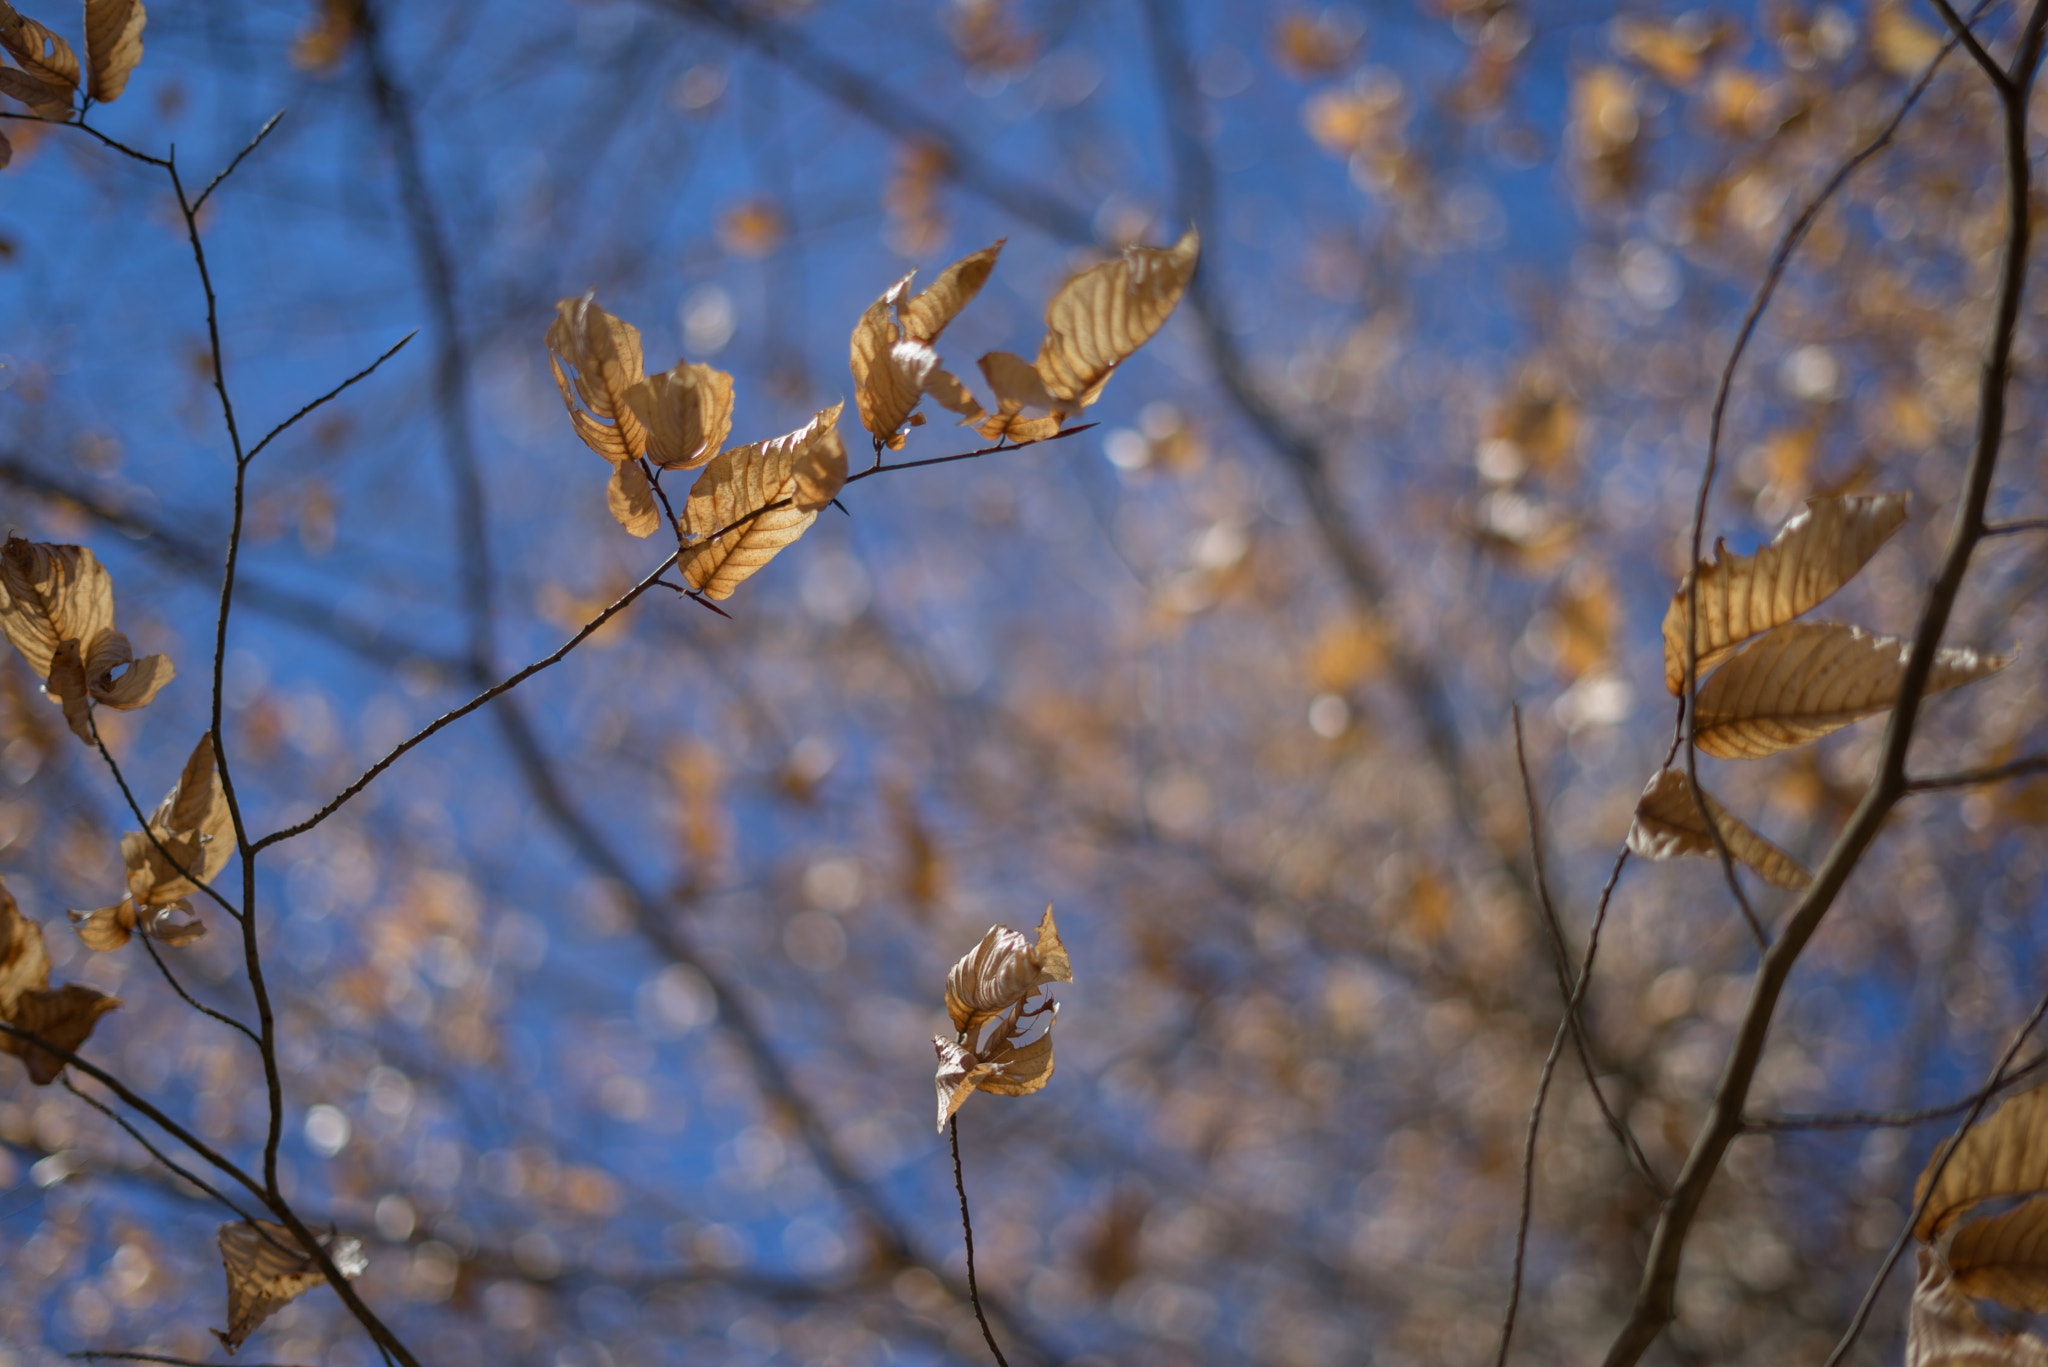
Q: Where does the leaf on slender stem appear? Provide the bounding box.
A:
[944,904,1072,1034]
[623,360,735,471]
[1625,767,1810,889]
[83,0,144,103]
[974,349,1063,444]
[606,460,660,539]
[677,405,843,600]
[546,295,649,464]
[215,1219,367,1352]
[0,3,78,88]
[0,538,173,743]
[1693,622,2006,760]
[1663,493,1909,693]
[1035,225,1200,408]
[0,872,119,1083]
[850,243,1002,448]
[1947,1194,2048,1312]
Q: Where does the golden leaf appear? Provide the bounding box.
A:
[944,904,1072,1035]
[624,360,734,471]
[899,240,1003,345]
[1035,226,1200,408]
[976,1027,1054,1098]
[545,295,648,464]
[923,366,985,425]
[1663,494,1910,693]
[1625,768,1811,890]
[606,459,661,539]
[789,403,848,513]
[1950,1195,2048,1311]
[0,873,50,1014]
[677,407,842,600]
[69,899,135,951]
[1910,1249,2048,1367]
[1916,1082,2048,1243]
[83,0,145,103]
[0,62,72,116]
[0,537,113,680]
[116,731,232,911]
[215,1220,366,1352]
[0,3,78,88]
[849,272,917,445]
[1693,623,2006,760]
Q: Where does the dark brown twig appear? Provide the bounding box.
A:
[1742,1051,2048,1131]
[1906,755,2048,791]
[950,1115,1011,1367]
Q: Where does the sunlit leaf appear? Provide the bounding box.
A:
[606,458,661,539]
[976,1027,1055,1097]
[899,239,1002,344]
[625,360,735,471]
[0,537,112,680]
[677,406,843,600]
[1694,623,2005,760]
[1910,1249,2048,1367]
[1035,226,1200,408]
[1663,494,1910,693]
[1916,1081,2048,1243]
[1949,1194,2048,1311]
[0,62,72,116]
[944,904,1072,1035]
[850,271,918,446]
[0,4,79,88]
[83,0,145,103]
[1625,768,1810,890]
[215,1219,366,1352]
[545,295,648,464]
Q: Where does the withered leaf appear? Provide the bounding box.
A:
[923,366,984,425]
[934,1035,1002,1131]
[1948,1194,2048,1312]
[1910,1249,2048,1367]
[72,894,205,952]
[215,1219,366,1353]
[1663,493,1910,693]
[0,537,112,679]
[606,459,661,539]
[899,239,1004,344]
[83,0,145,103]
[1694,623,2006,760]
[1625,768,1810,890]
[0,128,12,169]
[1035,226,1200,408]
[677,406,843,600]
[2,982,119,1084]
[546,295,648,464]
[0,62,72,116]
[0,873,50,1014]
[850,272,919,446]
[945,904,1072,1034]
[624,360,735,471]
[0,3,78,88]
[1916,1082,2048,1244]
[976,1027,1054,1098]
[112,730,233,914]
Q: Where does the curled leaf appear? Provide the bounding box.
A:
[0,537,113,680]
[1916,1082,2048,1244]
[1910,1249,2048,1367]
[0,62,72,116]
[69,899,136,951]
[2,982,119,1084]
[624,360,735,471]
[1663,493,1910,693]
[677,406,843,599]
[1035,226,1200,408]
[546,295,648,463]
[899,239,1003,344]
[944,904,1072,1034]
[84,0,145,103]
[111,731,233,916]
[849,272,918,446]
[1948,1194,2048,1312]
[1694,623,2007,760]
[974,349,1064,444]
[789,403,848,513]
[976,1026,1055,1098]
[215,1220,366,1352]
[1625,768,1810,890]
[0,3,79,88]
[606,459,661,539]
[934,1035,1002,1130]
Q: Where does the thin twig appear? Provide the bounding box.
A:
[950,1115,1011,1367]
[245,330,418,463]
[1927,0,2014,91]
[192,109,286,214]
[72,1354,313,1367]
[1982,517,2048,537]
[61,1076,260,1223]
[1906,754,2048,791]
[4,110,168,167]
[136,927,261,1046]
[1743,1051,2048,1131]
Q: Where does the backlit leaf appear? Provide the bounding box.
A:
[0,4,78,88]
[624,360,735,471]
[1663,494,1910,693]
[0,537,113,680]
[934,1035,1001,1130]
[546,295,648,464]
[976,1028,1054,1097]
[0,62,72,116]
[850,272,918,445]
[899,239,1002,344]
[215,1220,366,1352]
[606,459,661,539]
[677,406,842,600]
[2,982,118,1083]
[83,0,145,103]
[1950,1195,2048,1311]
[945,904,1072,1035]
[1910,1249,2048,1367]
[1625,767,1810,890]
[1916,1082,2048,1243]
[1035,226,1200,408]
[1694,623,2005,760]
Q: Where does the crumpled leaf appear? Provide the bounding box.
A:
[934,1035,1003,1130]
[0,62,72,116]
[1947,1194,2048,1312]
[1694,623,2007,760]
[1910,1249,2048,1367]
[976,1027,1055,1097]
[116,730,233,912]
[0,537,173,741]
[215,1219,367,1353]
[83,0,145,103]
[945,904,1072,1034]
[68,896,205,952]
[1916,1082,2048,1243]
[1035,226,1200,408]
[0,874,117,1084]
[974,349,1063,443]
[0,3,79,88]
[899,239,1003,344]
[1625,768,1810,890]
[677,405,843,599]
[546,295,649,465]
[1663,493,1910,693]
[850,243,1003,448]
[624,360,735,471]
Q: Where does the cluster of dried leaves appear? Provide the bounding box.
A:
[0,0,146,167]
[547,230,1199,601]
[934,905,1071,1130]
[1627,495,2005,890]
[0,873,119,1085]
[1908,1081,2048,1365]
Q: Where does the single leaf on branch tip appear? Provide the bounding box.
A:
[898,238,1004,344]
[83,0,145,103]
[1916,1082,2048,1243]
[1625,768,1810,890]
[0,4,79,87]
[934,1035,1001,1131]
[944,904,1072,1034]
[1034,225,1200,408]
[677,406,841,600]
[624,360,734,471]
[1948,1195,2048,1312]
[215,1219,367,1352]
[1693,622,2007,760]
[0,62,73,116]
[606,459,661,539]
[545,295,648,463]
[1663,493,1910,693]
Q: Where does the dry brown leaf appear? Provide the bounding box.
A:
[677,406,842,600]
[624,361,735,471]
[0,873,50,1013]
[83,0,145,102]
[2,982,119,1083]
[789,403,848,513]
[973,349,1064,443]
[923,366,985,425]
[0,537,112,679]
[215,1219,367,1352]
[0,3,78,87]
[850,272,917,446]
[69,899,135,951]
[945,904,1072,1034]
[1949,1195,2048,1311]
[1694,623,2006,760]
[1035,226,1200,408]
[976,1027,1055,1097]
[1625,768,1811,890]
[0,128,12,169]
[934,1035,1002,1130]
[0,62,72,116]
[1917,1082,2048,1243]
[545,295,648,464]
[1663,494,1910,693]
[899,239,1003,344]
[606,458,661,539]
[112,730,232,913]
[1910,1250,2048,1367]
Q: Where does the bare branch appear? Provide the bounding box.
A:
[192,108,286,214]
[245,330,418,463]
[1907,755,2048,791]
[951,1115,1012,1367]
[1743,1051,2048,1131]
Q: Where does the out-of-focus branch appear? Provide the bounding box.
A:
[1742,1050,2048,1131]
[1907,754,2048,791]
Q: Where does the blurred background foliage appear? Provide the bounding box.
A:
[1,0,2046,1364]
